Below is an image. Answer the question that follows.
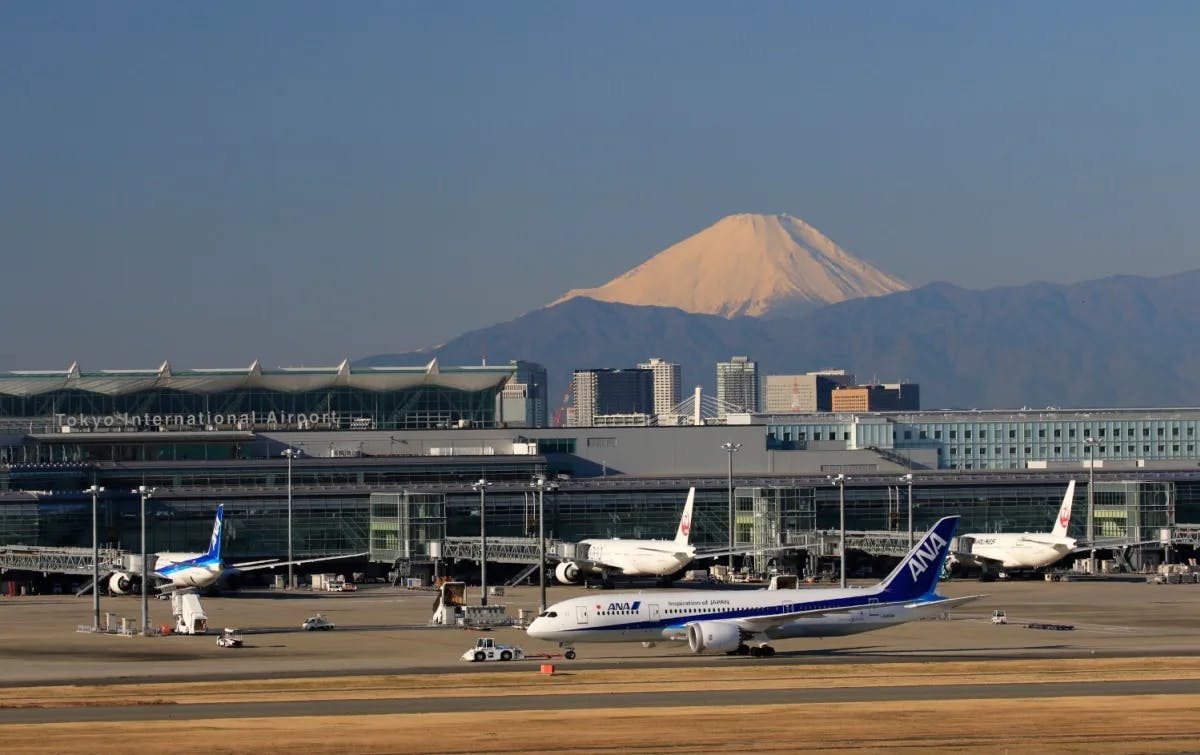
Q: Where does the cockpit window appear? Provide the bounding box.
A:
[537,611,558,618]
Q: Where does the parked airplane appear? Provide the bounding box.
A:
[106,505,359,594]
[551,488,700,586]
[551,488,754,586]
[528,515,978,657]
[951,480,1077,573]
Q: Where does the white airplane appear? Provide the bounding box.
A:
[528,516,979,658]
[951,480,1078,573]
[552,488,727,586]
[107,504,362,594]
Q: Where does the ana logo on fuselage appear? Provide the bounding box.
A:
[607,601,641,612]
[907,532,948,580]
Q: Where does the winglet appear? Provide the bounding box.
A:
[674,488,696,545]
[879,516,959,600]
[206,504,224,561]
[1050,479,1075,538]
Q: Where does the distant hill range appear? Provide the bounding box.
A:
[359,269,1200,411]
[553,212,909,319]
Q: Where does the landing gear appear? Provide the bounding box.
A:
[564,648,577,660]
[748,645,775,658]
[727,643,753,656]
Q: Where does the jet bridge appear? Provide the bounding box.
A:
[0,545,123,576]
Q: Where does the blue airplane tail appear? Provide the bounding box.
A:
[878,515,959,601]
[205,504,224,561]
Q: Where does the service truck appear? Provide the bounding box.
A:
[461,637,524,662]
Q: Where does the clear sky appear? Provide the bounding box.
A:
[3,2,1197,370]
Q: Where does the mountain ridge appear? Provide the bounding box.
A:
[360,269,1200,412]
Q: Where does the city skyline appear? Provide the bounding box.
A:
[3,2,1198,369]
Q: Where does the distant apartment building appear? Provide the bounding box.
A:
[763,370,856,413]
[498,360,549,427]
[831,382,921,412]
[569,368,655,427]
[717,356,759,415]
[637,357,682,419]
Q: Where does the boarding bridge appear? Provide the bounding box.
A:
[432,536,554,565]
[0,545,124,576]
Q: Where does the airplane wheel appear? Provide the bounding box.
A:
[762,645,776,657]
[564,649,577,660]
[736,644,750,655]
[749,646,763,657]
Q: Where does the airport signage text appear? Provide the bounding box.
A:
[54,411,341,431]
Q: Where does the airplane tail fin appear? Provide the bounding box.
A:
[878,516,959,600]
[674,488,696,546]
[1050,479,1075,538]
[206,504,224,561]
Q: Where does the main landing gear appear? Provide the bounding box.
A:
[727,643,776,658]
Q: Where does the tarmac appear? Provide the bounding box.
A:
[2,576,1200,686]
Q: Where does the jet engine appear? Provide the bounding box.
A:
[108,572,136,595]
[554,562,581,584]
[686,621,742,654]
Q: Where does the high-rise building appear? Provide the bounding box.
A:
[716,356,759,415]
[569,368,655,427]
[637,357,682,419]
[498,360,549,427]
[831,382,921,412]
[763,370,856,413]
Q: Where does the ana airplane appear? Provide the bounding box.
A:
[551,488,701,586]
[106,504,360,594]
[528,515,978,658]
[952,480,1078,573]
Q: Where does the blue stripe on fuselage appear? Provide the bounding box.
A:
[567,590,889,635]
[157,557,221,576]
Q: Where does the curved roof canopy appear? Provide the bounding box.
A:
[0,359,515,397]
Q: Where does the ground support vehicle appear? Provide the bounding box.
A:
[461,637,525,662]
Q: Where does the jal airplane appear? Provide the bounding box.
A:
[107,504,359,594]
[952,480,1077,572]
[528,515,978,658]
[552,488,703,586]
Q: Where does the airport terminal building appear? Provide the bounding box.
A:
[2,361,1200,583]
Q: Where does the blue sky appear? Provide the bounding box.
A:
[3,2,1197,369]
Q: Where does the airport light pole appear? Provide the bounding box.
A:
[1086,436,1098,573]
[901,473,914,550]
[282,448,298,589]
[136,485,155,636]
[721,442,742,575]
[472,479,492,606]
[532,475,558,612]
[86,483,104,630]
[830,474,849,588]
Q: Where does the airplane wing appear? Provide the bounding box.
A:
[229,552,370,572]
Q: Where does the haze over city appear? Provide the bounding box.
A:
[3,2,1198,370]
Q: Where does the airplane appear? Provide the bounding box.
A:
[551,488,751,587]
[528,515,980,658]
[106,504,362,594]
[951,480,1078,574]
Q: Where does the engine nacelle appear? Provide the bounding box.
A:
[686,621,742,654]
[108,572,136,595]
[555,562,581,585]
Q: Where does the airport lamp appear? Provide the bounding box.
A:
[86,483,104,630]
[901,473,914,550]
[1085,437,1098,573]
[829,474,849,588]
[472,479,493,606]
[282,448,299,589]
[721,442,742,575]
[136,485,155,635]
[532,475,559,613]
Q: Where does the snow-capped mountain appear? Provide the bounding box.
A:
[552,212,909,317]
